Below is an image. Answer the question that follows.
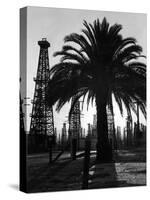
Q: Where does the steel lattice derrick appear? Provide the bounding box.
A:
[20,93,25,134]
[69,96,81,144]
[30,38,54,137]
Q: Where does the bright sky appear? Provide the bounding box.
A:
[21,6,147,133]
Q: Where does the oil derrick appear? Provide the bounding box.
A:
[87,123,92,136]
[20,83,27,185]
[30,38,54,152]
[69,96,81,150]
[92,114,97,137]
[20,93,25,135]
[93,114,97,129]
[61,123,67,148]
[126,115,133,147]
[116,126,122,149]
[20,78,25,134]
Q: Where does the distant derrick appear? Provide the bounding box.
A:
[20,93,25,135]
[90,107,116,149]
[93,114,97,129]
[61,123,67,146]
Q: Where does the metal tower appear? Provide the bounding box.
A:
[20,77,25,134]
[61,123,67,147]
[126,115,133,147]
[30,38,54,138]
[93,114,97,129]
[20,93,25,134]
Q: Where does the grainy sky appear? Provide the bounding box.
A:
[23,6,147,133]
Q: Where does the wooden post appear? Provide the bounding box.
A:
[82,136,91,189]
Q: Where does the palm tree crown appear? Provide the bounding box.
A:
[46,17,146,161]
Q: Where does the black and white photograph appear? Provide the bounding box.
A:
[20,6,146,193]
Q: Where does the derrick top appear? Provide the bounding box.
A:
[38,38,50,49]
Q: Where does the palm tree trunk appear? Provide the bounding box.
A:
[96,94,112,162]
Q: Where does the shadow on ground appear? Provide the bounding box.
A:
[88,162,118,189]
[114,147,146,163]
[26,147,146,193]
[9,184,19,191]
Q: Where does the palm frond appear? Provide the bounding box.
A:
[114,37,137,57]
[64,33,92,59]
[113,91,123,116]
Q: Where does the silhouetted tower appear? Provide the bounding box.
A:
[54,127,57,143]
[87,123,92,136]
[30,38,54,137]
[20,77,25,134]
[20,93,25,134]
[126,115,133,147]
[62,123,67,146]
[91,114,97,137]
[69,96,81,148]
[116,126,122,149]
[93,114,97,129]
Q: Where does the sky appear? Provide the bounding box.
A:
[21,6,147,133]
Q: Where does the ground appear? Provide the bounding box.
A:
[26,147,146,193]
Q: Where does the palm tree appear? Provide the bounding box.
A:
[46,18,146,162]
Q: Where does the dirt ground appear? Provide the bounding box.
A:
[26,147,146,193]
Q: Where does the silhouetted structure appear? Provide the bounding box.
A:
[126,115,133,147]
[93,114,97,129]
[61,123,67,148]
[20,93,25,135]
[116,126,122,149]
[87,123,92,136]
[29,38,54,151]
[91,107,116,150]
